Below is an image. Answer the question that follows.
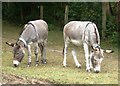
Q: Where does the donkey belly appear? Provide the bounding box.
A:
[70,39,82,46]
[68,31,83,46]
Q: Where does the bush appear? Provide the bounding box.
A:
[106,15,117,42]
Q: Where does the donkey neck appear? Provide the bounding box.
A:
[19,23,36,47]
[17,39,25,47]
[19,37,27,47]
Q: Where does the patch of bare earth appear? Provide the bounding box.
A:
[2,72,53,85]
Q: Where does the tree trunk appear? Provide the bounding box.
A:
[102,2,107,39]
[106,2,111,15]
[40,5,43,19]
[7,2,10,8]
[116,2,120,28]
[64,5,69,25]
[116,2,120,48]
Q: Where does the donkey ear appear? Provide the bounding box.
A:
[6,42,15,47]
[104,49,114,53]
[102,49,114,53]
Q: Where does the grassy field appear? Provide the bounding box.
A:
[2,21,118,84]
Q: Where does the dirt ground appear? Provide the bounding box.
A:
[2,72,52,85]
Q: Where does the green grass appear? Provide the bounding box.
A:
[2,21,118,84]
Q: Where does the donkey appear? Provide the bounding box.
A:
[6,19,48,67]
[63,21,113,73]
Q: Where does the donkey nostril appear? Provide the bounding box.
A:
[14,64,18,67]
[13,60,19,67]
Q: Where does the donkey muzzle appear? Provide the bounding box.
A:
[13,60,20,67]
[94,66,101,73]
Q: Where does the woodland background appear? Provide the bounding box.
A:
[2,2,119,84]
[2,2,120,43]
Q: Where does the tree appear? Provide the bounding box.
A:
[116,2,120,46]
[2,2,117,36]
[116,2,120,28]
[102,2,107,39]
[64,4,69,24]
[40,5,43,19]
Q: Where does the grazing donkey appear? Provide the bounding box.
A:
[63,21,113,73]
[6,19,48,67]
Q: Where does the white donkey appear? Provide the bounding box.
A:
[63,21,113,73]
[6,19,48,67]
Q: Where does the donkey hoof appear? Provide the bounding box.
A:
[44,61,47,64]
[27,62,31,67]
[35,64,39,67]
[63,64,67,67]
[27,65,30,67]
[86,69,91,72]
[76,64,81,68]
[35,61,39,66]
[41,59,47,64]
[63,65,66,68]
[76,66,81,69]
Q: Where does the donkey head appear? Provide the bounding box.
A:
[90,46,113,73]
[6,41,25,67]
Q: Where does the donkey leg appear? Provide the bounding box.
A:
[34,43,39,66]
[38,43,47,64]
[89,51,93,70]
[27,45,32,67]
[72,48,81,68]
[42,43,47,64]
[63,40,69,67]
[83,43,91,72]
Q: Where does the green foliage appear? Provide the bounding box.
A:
[3,3,21,23]
[2,2,40,24]
[2,2,117,41]
[69,2,102,34]
[106,16,117,43]
[48,24,61,31]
